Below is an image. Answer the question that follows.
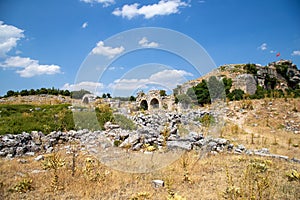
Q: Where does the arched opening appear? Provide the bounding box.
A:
[82,97,89,104]
[150,98,159,109]
[140,100,148,110]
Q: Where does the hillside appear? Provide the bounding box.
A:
[176,59,300,97]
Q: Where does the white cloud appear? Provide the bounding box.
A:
[82,22,88,29]
[138,37,159,48]
[0,21,24,57]
[109,69,193,91]
[112,0,189,19]
[291,50,300,56]
[258,43,267,51]
[1,56,61,78]
[91,41,125,58]
[108,66,124,70]
[270,50,276,53]
[80,0,115,7]
[61,81,104,94]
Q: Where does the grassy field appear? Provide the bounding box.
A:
[0,104,117,135]
[0,104,74,135]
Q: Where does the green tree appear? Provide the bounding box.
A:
[102,93,107,98]
[129,96,136,101]
[159,90,167,96]
[29,89,36,95]
[6,90,16,97]
[222,77,232,95]
[227,89,245,101]
[20,89,29,96]
[244,63,258,74]
[106,93,111,98]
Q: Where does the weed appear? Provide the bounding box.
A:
[272,137,278,145]
[9,178,34,193]
[167,192,186,200]
[196,114,215,127]
[42,152,65,191]
[130,191,151,200]
[224,159,274,199]
[286,169,300,182]
[161,124,170,147]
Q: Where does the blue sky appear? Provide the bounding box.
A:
[0,0,300,96]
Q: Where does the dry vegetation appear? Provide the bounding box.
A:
[1,98,300,199]
[0,150,299,199]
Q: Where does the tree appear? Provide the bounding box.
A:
[20,89,29,96]
[190,80,211,105]
[227,89,244,101]
[106,93,111,98]
[102,93,107,98]
[244,63,258,74]
[129,96,136,101]
[222,77,232,95]
[6,90,15,97]
[159,90,166,96]
[29,89,36,95]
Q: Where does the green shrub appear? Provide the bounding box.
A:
[0,104,74,135]
[113,114,136,130]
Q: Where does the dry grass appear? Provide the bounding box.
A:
[222,98,300,158]
[0,150,299,200]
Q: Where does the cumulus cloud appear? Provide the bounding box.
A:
[291,50,300,56]
[109,69,193,92]
[112,0,189,19]
[61,81,104,94]
[82,22,88,29]
[138,37,159,48]
[0,21,24,57]
[258,43,267,51]
[92,41,125,58]
[1,56,61,78]
[80,0,115,7]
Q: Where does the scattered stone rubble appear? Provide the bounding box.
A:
[0,111,299,164]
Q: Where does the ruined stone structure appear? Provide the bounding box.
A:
[136,90,175,111]
[82,94,97,104]
[233,74,257,95]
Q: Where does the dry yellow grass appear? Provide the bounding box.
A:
[0,149,299,200]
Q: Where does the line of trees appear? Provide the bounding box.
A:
[3,87,71,98]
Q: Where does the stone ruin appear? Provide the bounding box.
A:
[136,90,175,111]
[82,94,97,104]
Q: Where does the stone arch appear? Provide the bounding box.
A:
[140,100,148,110]
[83,96,89,104]
[150,98,159,109]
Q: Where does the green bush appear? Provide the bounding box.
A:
[0,104,74,135]
[113,114,136,130]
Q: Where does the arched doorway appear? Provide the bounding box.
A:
[140,100,148,110]
[82,97,89,104]
[150,98,159,109]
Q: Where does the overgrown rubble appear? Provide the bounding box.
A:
[1,110,299,164]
